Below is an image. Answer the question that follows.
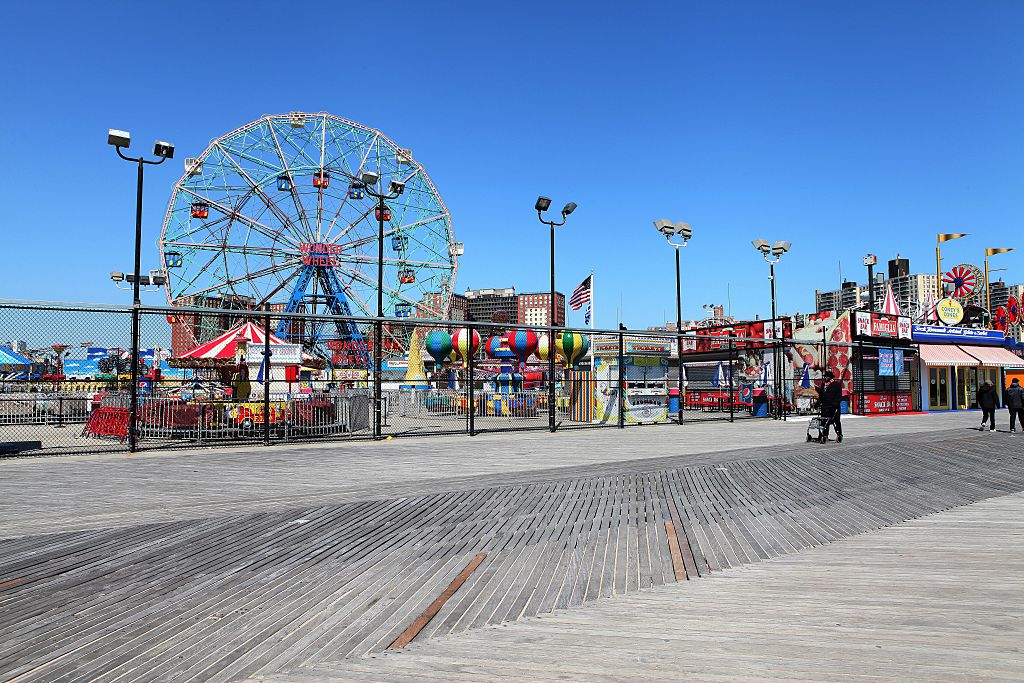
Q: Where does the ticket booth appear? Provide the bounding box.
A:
[591,338,671,424]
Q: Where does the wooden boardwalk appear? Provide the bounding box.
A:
[291,492,1024,682]
[0,426,1021,681]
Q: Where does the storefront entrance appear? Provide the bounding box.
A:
[956,366,999,410]
[928,367,950,410]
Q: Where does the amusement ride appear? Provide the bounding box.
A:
[159,112,459,366]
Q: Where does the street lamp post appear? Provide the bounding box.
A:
[653,219,693,425]
[108,129,174,453]
[936,233,968,298]
[985,247,1015,325]
[536,196,577,433]
[863,253,877,311]
[360,171,406,439]
[752,239,792,420]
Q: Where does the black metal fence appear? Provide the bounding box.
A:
[0,301,922,456]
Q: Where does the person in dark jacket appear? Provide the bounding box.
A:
[816,370,843,443]
[1006,378,1024,433]
[977,381,997,432]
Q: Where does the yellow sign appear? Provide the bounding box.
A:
[936,297,964,326]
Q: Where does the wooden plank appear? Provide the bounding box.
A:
[663,521,688,581]
[389,552,486,649]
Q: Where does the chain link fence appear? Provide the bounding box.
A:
[0,302,924,456]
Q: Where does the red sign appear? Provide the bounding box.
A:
[326,338,401,353]
[855,312,912,340]
[682,319,793,354]
[855,392,912,414]
[300,243,343,266]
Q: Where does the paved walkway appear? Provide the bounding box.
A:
[294,492,1024,683]
[0,411,987,538]
[0,414,1020,682]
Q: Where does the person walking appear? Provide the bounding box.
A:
[977,380,997,432]
[1006,378,1024,434]
[816,369,843,443]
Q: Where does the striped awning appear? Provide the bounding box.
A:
[959,345,1024,367]
[918,344,981,366]
[0,347,31,366]
[919,343,1024,367]
[176,321,287,360]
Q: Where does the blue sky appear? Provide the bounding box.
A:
[1,0,1021,330]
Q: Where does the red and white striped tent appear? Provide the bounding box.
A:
[169,322,321,368]
[880,282,902,316]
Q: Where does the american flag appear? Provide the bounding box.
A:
[569,274,592,311]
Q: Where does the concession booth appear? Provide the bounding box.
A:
[913,324,1020,411]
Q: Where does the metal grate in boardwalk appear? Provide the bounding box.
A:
[0,431,1022,682]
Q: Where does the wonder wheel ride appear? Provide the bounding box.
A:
[159,112,458,366]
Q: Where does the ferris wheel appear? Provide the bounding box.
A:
[159,112,458,358]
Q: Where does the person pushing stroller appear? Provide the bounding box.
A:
[814,370,843,443]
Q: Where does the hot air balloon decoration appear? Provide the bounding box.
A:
[505,329,539,363]
[425,329,453,365]
[535,334,551,361]
[485,335,516,359]
[555,332,590,368]
[452,328,480,363]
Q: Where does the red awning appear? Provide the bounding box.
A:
[918,344,980,366]
[958,345,1024,368]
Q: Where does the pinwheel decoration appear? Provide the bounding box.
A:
[1007,296,1020,324]
[942,264,981,299]
[993,306,1008,332]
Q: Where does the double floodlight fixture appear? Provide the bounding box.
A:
[387,179,405,196]
[360,170,380,186]
[863,253,878,267]
[535,196,578,224]
[752,238,791,259]
[653,219,693,243]
[107,129,175,159]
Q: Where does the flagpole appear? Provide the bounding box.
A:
[589,270,595,361]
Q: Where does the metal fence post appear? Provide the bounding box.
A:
[374,319,382,439]
[263,313,272,446]
[128,307,140,452]
[858,339,865,415]
[467,324,475,437]
[617,330,625,429]
[728,336,735,423]
[891,341,898,415]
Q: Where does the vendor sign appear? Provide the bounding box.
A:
[855,312,911,339]
[857,392,913,414]
[912,325,1005,345]
[935,298,964,326]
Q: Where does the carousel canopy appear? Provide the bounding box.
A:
[176,322,286,360]
[170,322,322,369]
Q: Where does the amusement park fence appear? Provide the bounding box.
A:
[0,301,919,457]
